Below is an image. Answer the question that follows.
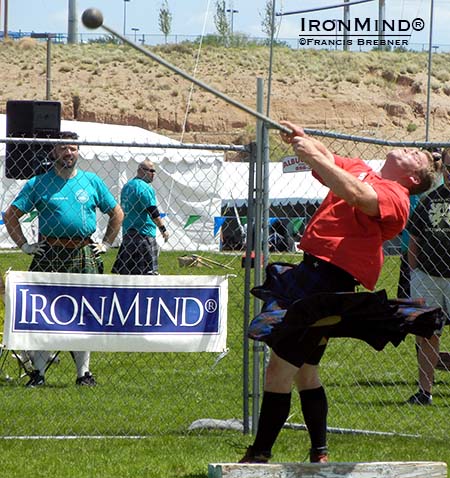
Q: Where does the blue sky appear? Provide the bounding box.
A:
[6,0,450,49]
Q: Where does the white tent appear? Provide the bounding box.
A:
[220,160,386,208]
[0,115,224,251]
[221,162,329,207]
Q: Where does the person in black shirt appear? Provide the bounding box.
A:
[407,149,450,405]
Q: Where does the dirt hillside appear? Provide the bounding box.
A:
[1,38,450,145]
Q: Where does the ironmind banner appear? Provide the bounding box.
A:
[4,271,228,352]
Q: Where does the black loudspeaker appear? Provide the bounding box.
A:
[5,100,61,179]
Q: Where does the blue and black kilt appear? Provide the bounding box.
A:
[248,260,445,368]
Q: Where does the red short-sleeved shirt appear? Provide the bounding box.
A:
[299,155,410,290]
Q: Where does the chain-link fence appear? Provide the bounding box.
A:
[0,133,251,439]
[0,129,449,444]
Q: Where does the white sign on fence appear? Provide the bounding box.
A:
[4,271,228,353]
[282,156,312,173]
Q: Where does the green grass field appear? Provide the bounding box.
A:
[1,250,449,477]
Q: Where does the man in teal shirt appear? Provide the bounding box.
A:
[4,131,124,387]
[112,160,169,275]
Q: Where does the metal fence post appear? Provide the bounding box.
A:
[250,78,265,434]
[242,141,257,434]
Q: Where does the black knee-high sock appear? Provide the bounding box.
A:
[252,391,292,454]
[299,386,328,450]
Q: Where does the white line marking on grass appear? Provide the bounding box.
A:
[0,435,153,440]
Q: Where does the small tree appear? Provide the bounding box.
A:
[158,0,173,44]
[260,0,281,39]
[214,0,230,45]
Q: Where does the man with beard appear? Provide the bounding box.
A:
[4,131,124,387]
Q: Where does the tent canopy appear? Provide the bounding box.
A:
[220,159,386,208]
[221,162,329,207]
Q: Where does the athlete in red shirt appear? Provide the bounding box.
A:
[301,155,409,290]
[240,121,439,464]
